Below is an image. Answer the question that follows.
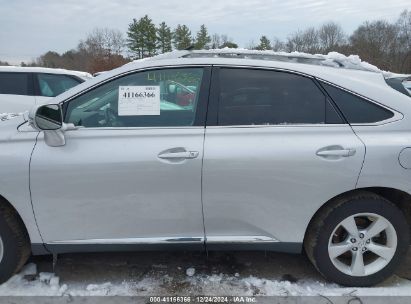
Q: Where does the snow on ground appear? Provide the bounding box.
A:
[0,112,22,121]
[1,251,411,297]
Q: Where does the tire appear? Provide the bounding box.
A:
[0,199,31,283]
[304,191,410,287]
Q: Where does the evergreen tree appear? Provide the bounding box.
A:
[256,35,272,50]
[157,22,173,54]
[194,25,211,49]
[127,15,157,59]
[173,24,192,50]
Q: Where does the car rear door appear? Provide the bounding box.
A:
[30,67,210,248]
[0,72,35,113]
[202,67,366,248]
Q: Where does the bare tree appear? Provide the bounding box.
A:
[79,28,125,58]
[211,34,221,49]
[318,22,346,52]
[350,20,399,71]
[271,37,286,52]
[396,10,411,72]
[286,27,319,53]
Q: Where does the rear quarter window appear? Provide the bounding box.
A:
[321,82,394,124]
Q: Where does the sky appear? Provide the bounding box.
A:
[0,0,409,64]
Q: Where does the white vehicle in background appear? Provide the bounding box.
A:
[384,74,411,97]
[0,66,92,113]
[403,78,411,94]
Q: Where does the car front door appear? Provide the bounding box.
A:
[30,67,210,248]
[202,67,366,248]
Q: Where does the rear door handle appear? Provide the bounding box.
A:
[158,150,199,160]
[316,147,356,157]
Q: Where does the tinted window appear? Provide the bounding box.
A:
[0,72,30,95]
[37,74,82,97]
[385,78,411,97]
[217,68,342,125]
[321,82,394,123]
[65,68,204,128]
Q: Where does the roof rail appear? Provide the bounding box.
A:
[182,50,344,67]
[142,48,383,74]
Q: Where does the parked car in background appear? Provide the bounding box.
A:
[403,78,411,94]
[1,50,411,287]
[385,74,411,97]
[0,66,92,113]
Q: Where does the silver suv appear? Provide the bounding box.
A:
[1,51,411,287]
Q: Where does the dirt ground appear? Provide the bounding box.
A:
[30,248,411,295]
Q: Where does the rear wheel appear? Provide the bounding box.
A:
[305,191,410,286]
[0,200,31,283]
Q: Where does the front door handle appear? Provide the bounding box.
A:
[158,148,199,160]
[316,147,356,158]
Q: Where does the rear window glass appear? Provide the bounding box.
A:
[321,82,394,123]
[0,72,30,95]
[217,68,343,125]
[37,74,82,97]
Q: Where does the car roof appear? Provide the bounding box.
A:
[51,53,411,120]
[0,66,92,79]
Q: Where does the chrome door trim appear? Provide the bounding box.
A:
[48,236,204,245]
[206,236,279,243]
[211,64,315,79]
[47,236,279,245]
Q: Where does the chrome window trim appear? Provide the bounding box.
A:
[212,64,315,79]
[318,78,403,126]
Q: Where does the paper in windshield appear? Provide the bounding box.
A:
[118,86,160,116]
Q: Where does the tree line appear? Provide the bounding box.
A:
[4,10,410,74]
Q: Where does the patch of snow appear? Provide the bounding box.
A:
[2,263,411,297]
[0,66,92,79]
[186,267,195,277]
[0,112,22,121]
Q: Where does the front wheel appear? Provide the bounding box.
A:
[0,200,31,283]
[305,191,410,286]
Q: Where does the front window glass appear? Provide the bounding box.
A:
[65,68,203,128]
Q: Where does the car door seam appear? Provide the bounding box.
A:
[28,132,48,247]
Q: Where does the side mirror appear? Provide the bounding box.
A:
[32,104,63,131]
